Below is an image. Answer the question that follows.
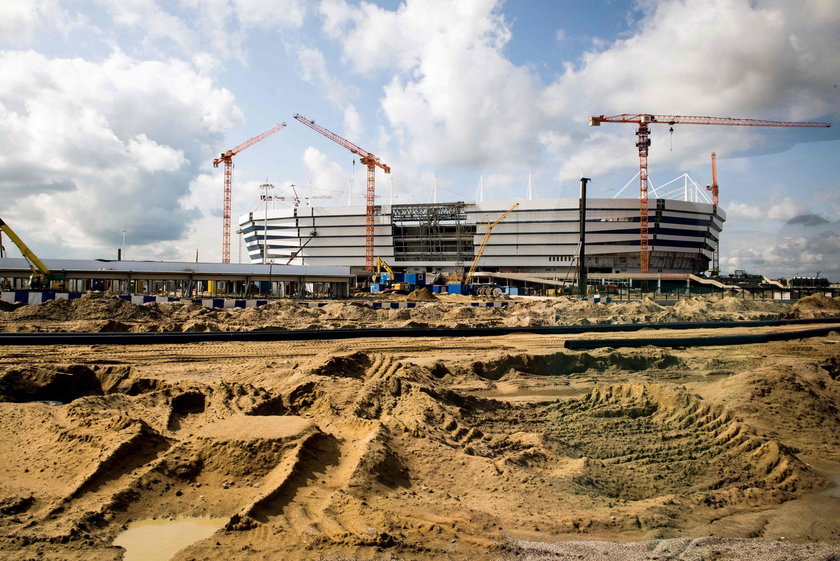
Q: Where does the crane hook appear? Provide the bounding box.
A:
[669,126,674,151]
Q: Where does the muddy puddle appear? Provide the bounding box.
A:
[112,517,227,561]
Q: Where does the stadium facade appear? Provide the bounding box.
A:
[238,198,724,278]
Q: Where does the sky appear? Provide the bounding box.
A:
[0,0,838,279]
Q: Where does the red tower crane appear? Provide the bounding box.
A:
[213,123,286,263]
[707,152,719,206]
[589,114,830,273]
[294,113,390,272]
[707,152,720,275]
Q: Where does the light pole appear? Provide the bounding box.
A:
[260,182,274,264]
[121,229,127,260]
[236,229,243,264]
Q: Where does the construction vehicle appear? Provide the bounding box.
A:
[589,113,830,273]
[450,202,520,297]
[0,217,65,290]
[371,257,413,294]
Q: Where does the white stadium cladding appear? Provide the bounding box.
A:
[238,198,724,277]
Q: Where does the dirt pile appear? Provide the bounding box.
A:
[0,292,797,333]
[0,334,839,559]
[403,287,437,301]
[469,349,684,381]
[543,383,822,504]
[10,291,162,322]
[790,293,840,318]
[548,295,790,325]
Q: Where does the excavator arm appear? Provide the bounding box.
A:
[0,217,63,289]
[465,202,519,285]
[375,257,395,280]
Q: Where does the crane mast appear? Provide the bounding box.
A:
[213,123,286,263]
[589,113,830,273]
[294,113,390,272]
[707,152,720,276]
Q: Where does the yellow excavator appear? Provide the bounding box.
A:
[0,217,65,290]
[373,257,411,293]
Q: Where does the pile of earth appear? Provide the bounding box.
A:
[789,293,840,318]
[402,287,438,301]
[0,292,794,333]
[8,291,163,323]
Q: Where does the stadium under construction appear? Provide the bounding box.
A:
[238,195,727,293]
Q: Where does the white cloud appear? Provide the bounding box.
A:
[302,147,349,200]
[98,0,200,54]
[343,104,361,142]
[544,0,840,180]
[0,49,242,259]
[295,46,358,106]
[127,134,187,172]
[320,0,839,189]
[233,0,306,28]
[96,0,306,62]
[0,0,68,45]
[727,202,764,221]
[766,196,808,221]
[318,0,837,190]
[320,0,542,171]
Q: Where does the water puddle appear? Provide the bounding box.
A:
[112,517,227,561]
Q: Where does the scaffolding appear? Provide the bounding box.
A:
[390,202,475,263]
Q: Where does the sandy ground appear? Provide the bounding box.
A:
[0,290,815,333]
[0,294,839,560]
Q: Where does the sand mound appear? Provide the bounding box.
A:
[310,351,372,378]
[470,349,684,380]
[403,287,437,301]
[543,383,823,504]
[790,293,840,318]
[0,291,799,333]
[1,335,839,559]
[795,293,840,310]
[10,291,162,322]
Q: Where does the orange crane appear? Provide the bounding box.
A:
[707,152,720,275]
[213,123,286,263]
[589,114,830,273]
[294,113,390,272]
[707,152,719,206]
